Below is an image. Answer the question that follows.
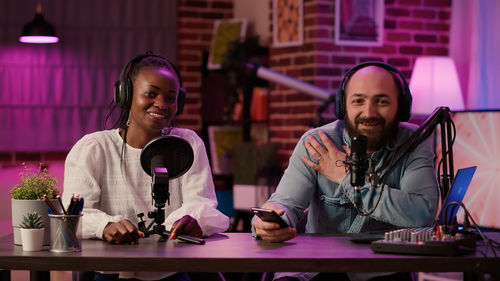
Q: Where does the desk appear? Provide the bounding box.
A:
[0,232,499,274]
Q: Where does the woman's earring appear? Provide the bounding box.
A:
[126,113,131,127]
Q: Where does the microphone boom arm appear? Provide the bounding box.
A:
[371,106,454,201]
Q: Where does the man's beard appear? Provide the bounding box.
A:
[345,116,399,152]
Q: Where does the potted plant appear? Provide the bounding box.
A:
[19,211,45,251]
[11,164,61,245]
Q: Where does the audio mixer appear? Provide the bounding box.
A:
[370,227,476,256]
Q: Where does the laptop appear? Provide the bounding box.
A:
[350,166,477,243]
[438,166,477,225]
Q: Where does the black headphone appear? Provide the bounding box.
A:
[114,53,186,116]
[335,61,412,122]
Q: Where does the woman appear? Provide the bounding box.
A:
[63,53,229,281]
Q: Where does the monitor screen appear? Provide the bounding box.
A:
[436,110,500,230]
[438,166,476,225]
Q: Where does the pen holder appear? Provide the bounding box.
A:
[49,214,83,252]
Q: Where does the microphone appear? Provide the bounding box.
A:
[350,135,368,186]
[140,136,194,207]
[150,156,170,206]
[137,135,206,244]
[349,135,368,211]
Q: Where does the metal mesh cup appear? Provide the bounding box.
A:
[49,214,83,252]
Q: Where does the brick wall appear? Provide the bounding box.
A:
[268,0,451,168]
[1,0,451,170]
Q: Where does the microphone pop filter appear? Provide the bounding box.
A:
[140,136,194,179]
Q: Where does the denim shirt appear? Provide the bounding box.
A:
[253,120,439,281]
[266,120,439,233]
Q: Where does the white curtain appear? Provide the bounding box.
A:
[450,0,500,110]
[0,0,177,151]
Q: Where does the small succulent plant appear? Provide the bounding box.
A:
[19,212,44,229]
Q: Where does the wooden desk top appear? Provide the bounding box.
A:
[0,232,499,273]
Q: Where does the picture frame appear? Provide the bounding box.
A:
[273,0,304,48]
[207,18,247,70]
[207,126,242,175]
[334,0,384,47]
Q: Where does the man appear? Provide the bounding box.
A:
[252,62,439,281]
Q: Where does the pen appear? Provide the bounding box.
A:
[169,221,184,240]
[76,198,84,214]
[67,194,75,215]
[67,195,83,215]
[165,230,205,245]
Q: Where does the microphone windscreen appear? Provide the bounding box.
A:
[140,136,194,179]
[350,135,368,187]
[351,135,367,154]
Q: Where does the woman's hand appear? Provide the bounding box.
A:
[103,219,144,244]
[169,215,203,240]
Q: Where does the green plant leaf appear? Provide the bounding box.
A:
[19,211,44,229]
[11,164,59,200]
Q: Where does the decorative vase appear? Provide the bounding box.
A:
[11,199,61,245]
[20,228,44,251]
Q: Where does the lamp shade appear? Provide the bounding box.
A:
[19,4,59,44]
[409,56,464,115]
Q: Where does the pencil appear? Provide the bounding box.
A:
[43,194,60,215]
[56,195,67,215]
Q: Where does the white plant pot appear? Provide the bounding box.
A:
[20,228,44,251]
[11,199,61,245]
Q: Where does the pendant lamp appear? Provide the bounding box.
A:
[19,4,59,44]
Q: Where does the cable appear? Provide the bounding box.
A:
[436,118,456,199]
[442,201,498,258]
[120,127,128,173]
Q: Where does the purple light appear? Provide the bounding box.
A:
[19,4,59,45]
[409,56,464,115]
[19,35,59,44]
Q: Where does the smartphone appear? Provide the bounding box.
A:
[251,207,289,228]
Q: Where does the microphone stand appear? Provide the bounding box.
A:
[137,167,170,239]
[372,107,454,198]
[359,106,455,216]
[137,167,205,244]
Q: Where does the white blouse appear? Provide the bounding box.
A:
[63,128,229,280]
